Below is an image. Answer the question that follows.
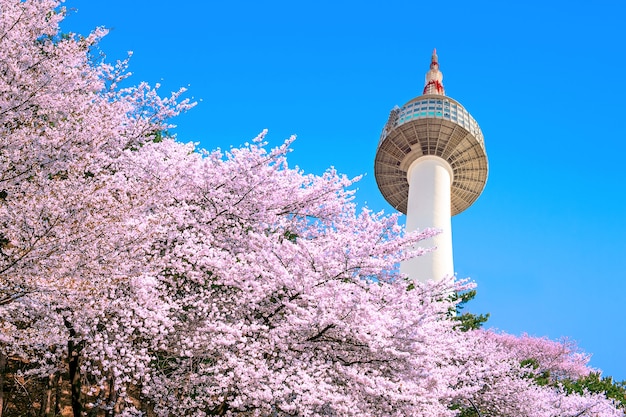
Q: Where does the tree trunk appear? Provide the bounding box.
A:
[0,350,6,417]
[40,372,59,417]
[105,375,116,417]
[68,339,84,417]
[54,374,62,417]
[64,318,84,417]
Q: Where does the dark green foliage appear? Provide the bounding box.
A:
[453,408,477,417]
[520,358,551,386]
[521,358,626,409]
[282,230,298,243]
[450,289,490,332]
[150,129,167,143]
[126,130,170,151]
[561,373,626,409]
[449,399,484,416]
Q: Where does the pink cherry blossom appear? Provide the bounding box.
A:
[0,1,621,416]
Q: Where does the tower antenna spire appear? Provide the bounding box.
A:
[423,48,445,95]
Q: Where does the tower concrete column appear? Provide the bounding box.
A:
[400,156,454,282]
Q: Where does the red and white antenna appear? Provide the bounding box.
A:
[423,48,445,95]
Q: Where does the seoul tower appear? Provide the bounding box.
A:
[374,49,488,282]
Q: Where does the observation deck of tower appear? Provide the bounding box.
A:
[374,49,488,282]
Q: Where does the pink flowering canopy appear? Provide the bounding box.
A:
[0,1,622,416]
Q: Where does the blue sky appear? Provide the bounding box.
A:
[62,0,626,380]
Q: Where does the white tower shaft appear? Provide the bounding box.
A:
[400,156,454,282]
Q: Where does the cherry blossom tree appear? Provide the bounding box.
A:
[120,137,623,417]
[448,330,623,417]
[0,1,623,416]
[0,0,189,415]
[127,135,453,416]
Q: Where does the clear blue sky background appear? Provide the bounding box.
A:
[62,0,626,380]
